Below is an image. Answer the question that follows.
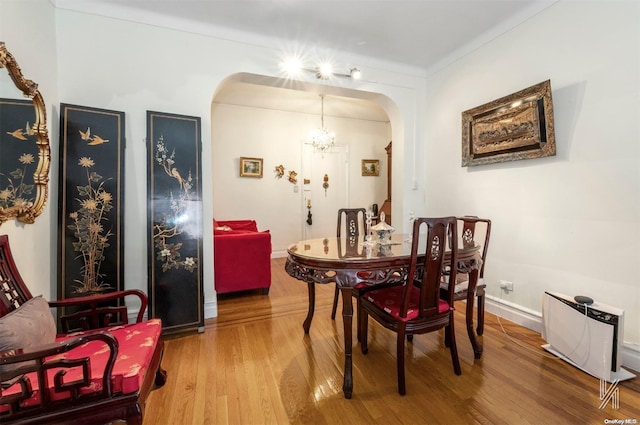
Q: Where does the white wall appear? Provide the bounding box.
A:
[5,7,425,318]
[9,2,634,358]
[211,97,389,254]
[0,0,58,300]
[425,1,639,349]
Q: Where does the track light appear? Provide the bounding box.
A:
[317,63,333,79]
[280,56,362,81]
[313,65,361,80]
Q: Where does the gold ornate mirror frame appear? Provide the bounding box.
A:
[0,42,51,224]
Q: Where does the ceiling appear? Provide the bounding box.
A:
[53,0,556,120]
[55,0,556,75]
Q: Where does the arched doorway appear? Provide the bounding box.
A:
[211,72,402,256]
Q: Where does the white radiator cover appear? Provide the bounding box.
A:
[541,292,635,383]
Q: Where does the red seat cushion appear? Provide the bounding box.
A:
[365,286,451,322]
[1,319,162,409]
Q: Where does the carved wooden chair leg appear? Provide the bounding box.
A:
[360,310,369,354]
[155,366,168,387]
[476,284,486,335]
[447,321,462,375]
[397,325,407,395]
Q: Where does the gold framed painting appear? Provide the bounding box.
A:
[240,157,263,178]
[361,159,379,176]
[461,80,556,167]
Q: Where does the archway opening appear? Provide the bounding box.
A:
[211,72,404,256]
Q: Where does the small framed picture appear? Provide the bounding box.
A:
[240,157,263,178]
[361,159,379,176]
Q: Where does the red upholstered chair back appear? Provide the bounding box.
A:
[0,235,33,317]
[358,216,462,394]
[404,216,458,318]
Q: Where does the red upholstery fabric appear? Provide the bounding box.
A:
[365,286,451,322]
[0,319,162,409]
[213,220,272,294]
[215,219,258,232]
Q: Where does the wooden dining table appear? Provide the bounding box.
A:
[285,232,483,399]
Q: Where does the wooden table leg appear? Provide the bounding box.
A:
[466,269,483,359]
[303,281,315,334]
[340,286,354,399]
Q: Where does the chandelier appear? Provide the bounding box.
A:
[309,94,335,154]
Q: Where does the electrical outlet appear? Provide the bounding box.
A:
[499,280,514,292]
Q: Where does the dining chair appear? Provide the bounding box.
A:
[441,216,491,335]
[331,208,367,319]
[358,216,461,395]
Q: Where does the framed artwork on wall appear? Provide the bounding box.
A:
[240,157,263,178]
[461,79,556,167]
[361,159,380,176]
[147,110,203,334]
[58,104,125,309]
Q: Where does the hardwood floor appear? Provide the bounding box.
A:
[144,258,640,424]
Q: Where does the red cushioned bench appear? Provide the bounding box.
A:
[0,235,166,424]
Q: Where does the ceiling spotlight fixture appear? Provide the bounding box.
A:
[317,63,334,80]
[314,66,362,80]
[281,56,361,80]
[308,94,335,155]
[282,56,303,77]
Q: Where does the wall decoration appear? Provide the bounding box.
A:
[362,159,380,176]
[274,164,285,178]
[147,111,203,334]
[288,170,298,184]
[461,80,556,167]
[0,42,51,225]
[240,157,263,178]
[58,104,125,305]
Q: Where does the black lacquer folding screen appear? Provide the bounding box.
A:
[58,104,125,305]
[147,111,203,334]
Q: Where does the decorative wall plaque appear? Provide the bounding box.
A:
[462,80,556,167]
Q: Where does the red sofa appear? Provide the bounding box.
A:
[213,219,272,295]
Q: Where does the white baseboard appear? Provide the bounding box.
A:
[204,299,217,319]
[485,295,640,373]
[271,249,288,259]
[485,295,543,333]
